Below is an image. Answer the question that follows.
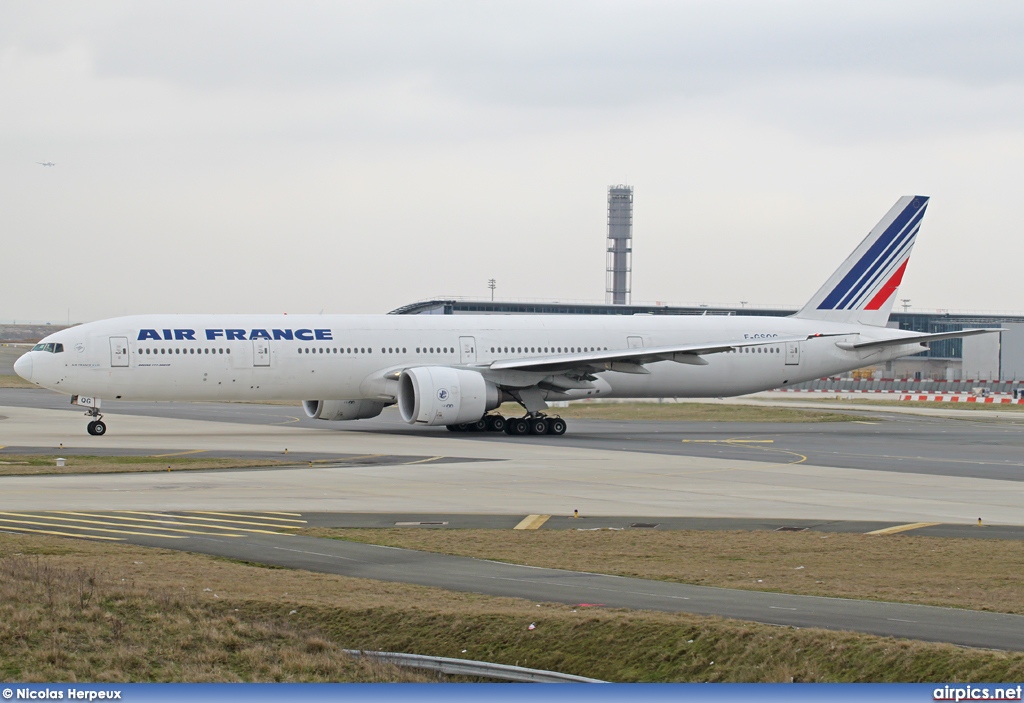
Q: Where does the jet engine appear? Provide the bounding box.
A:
[302,399,386,421]
[397,366,500,426]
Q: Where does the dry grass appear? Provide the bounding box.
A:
[308,528,1024,615]
[0,375,36,389]
[0,455,293,477]
[498,402,861,423]
[3,533,1024,683]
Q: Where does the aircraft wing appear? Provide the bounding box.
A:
[836,328,1002,351]
[486,335,819,374]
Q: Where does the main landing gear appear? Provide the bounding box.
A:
[446,414,567,436]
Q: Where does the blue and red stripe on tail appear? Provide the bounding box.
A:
[796,196,928,327]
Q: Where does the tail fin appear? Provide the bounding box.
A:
[794,195,929,327]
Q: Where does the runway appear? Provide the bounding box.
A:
[3,388,1024,650]
[1,389,1023,523]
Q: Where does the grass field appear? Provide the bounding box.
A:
[0,374,36,389]
[0,455,293,477]
[2,532,1024,683]
[307,528,1024,615]
[498,402,862,423]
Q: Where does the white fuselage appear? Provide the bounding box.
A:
[20,313,920,403]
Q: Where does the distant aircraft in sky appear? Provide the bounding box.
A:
[37,162,55,167]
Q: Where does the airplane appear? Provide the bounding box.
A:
[36,162,55,167]
[14,195,998,438]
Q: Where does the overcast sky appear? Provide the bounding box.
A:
[3,1,1024,322]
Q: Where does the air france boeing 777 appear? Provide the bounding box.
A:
[15,196,995,437]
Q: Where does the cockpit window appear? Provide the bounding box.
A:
[30,343,63,353]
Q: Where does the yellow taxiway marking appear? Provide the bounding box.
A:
[151,449,208,458]
[867,522,941,536]
[186,511,307,524]
[178,512,302,529]
[266,511,303,517]
[117,511,296,534]
[0,516,186,539]
[514,514,551,530]
[404,456,444,465]
[100,511,286,532]
[304,454,385,465]
[0,525,122,541]
[47,512,246,536]
[682,439,774,443]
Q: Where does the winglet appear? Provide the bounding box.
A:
[795,196,929,327]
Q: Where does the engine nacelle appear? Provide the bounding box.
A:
[302,399,386,421]
[397,366,499,426]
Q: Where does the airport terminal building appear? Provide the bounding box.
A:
[391,298,1024,385]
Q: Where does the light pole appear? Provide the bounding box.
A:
[901,298,911,313]
[488,279,496,301]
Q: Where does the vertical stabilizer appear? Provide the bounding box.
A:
[795,195,928,327]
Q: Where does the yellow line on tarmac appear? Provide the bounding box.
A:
[0,525,122,541]
[404,456,444,465]
[867,522,941,535]
[151,449,208,458]
[682,439,774,443]
[180,512,302,529]
[118,511,296,534]
[104,511,285,533]
[266,511,303,517]
[514,514,551,530]
[46,512,245,536]
[185,511,307,524]
[0,516,186,539]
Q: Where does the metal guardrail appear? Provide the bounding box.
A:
[344,649,607,683]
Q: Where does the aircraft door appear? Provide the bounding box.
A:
[253,340,270,367]
[459,336,477,364]
[785,341,801,366]
[110,337,129,367]
[627,336,644,349]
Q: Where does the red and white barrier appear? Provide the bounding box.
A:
[898,394,1024,404]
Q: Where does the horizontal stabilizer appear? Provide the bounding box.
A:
[835,328,1001,351]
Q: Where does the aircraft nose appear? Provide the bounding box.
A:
[13,353,33,382]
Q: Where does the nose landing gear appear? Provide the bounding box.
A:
[71,397,107,436]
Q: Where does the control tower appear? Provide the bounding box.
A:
[605,185,633,304]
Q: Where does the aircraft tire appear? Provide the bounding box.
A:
[446,424,463,432]
[469,418,488,432]
[547,418,567,435]
[528,418,549,435]
[508,418,529,436]
[88,420,107,436]
[486,415,506,432]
